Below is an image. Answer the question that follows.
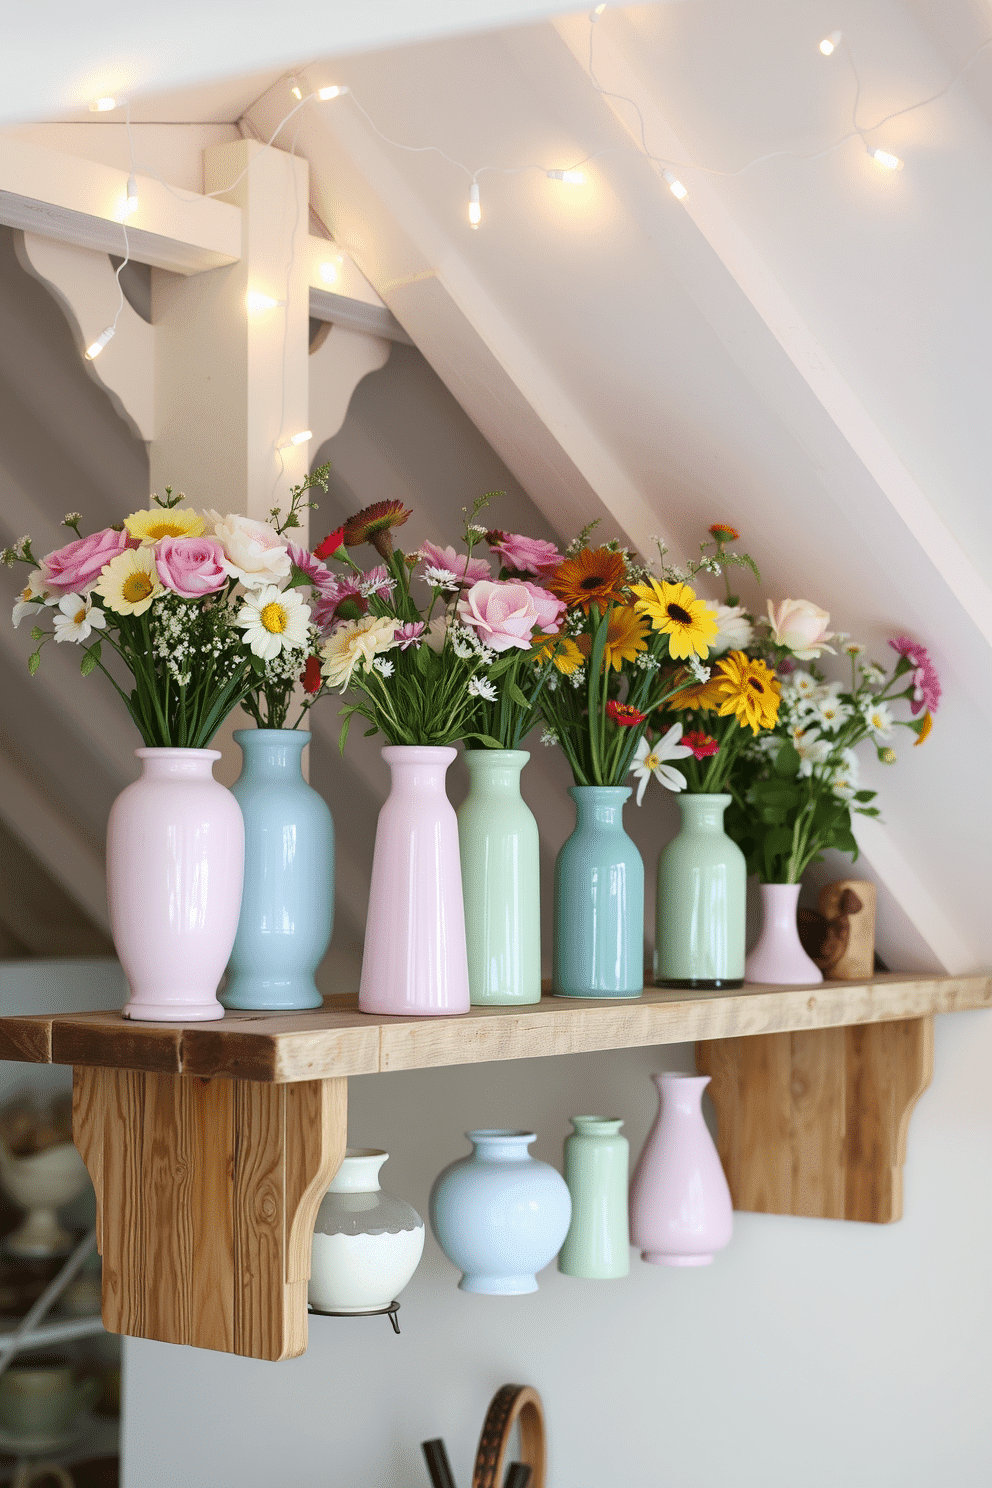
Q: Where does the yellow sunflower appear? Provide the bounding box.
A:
[631,578,718,660]
[713,650,781,734]
[124,507,204,544]
[533,634,585,675]
[577,605,649,672]
[546,547,627,614]
[95,546,162,616]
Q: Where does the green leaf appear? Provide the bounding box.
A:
[773,741,801,778]
[506,679,531,711]
[462,732,505,750]
[854,789,876,803]
[27,651,40,676]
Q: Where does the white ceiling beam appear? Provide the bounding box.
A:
[0,751,110,932]
[0,136,241,274]
[551,13,992,651]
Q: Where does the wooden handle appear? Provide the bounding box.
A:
[472,1384,545,1488]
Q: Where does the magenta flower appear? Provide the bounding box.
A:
[487,530,562,576]
[520,580,565,635]
[417,541,490,588]
[312,576,367,634]
[40,526,133,595]
[889,636,941,714]
[395,621,427,650]
[288,543,335,594]
[155,536,228,598]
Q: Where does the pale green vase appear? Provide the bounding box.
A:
[558,1116,629,1280]
[457,749,541,1006]
[655,793,745,988]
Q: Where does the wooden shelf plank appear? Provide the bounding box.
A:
[0,974,987,1083]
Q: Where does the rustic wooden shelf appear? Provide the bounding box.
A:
[0,973,987,1362]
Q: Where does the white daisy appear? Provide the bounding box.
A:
[468,676,497,701]
[12,569,51,628]
[860,662,886,686]
[791,671,820,699]
[844,641,865,657]
[862,699,894,739]
[52,593,106,645]
[815,696,853,731]
[236,584,311,661]
[831,748,861,799]
[792,726,832,777]
[630,726,692,805]
[423,565,460,590]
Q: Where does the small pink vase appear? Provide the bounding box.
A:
[107,749,244,1023]
[629,1073,732,1267]
[745,882,823,986]
[359,746,470,1017]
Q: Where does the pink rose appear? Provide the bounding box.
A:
[457,580,543,652]
[487,530,562,575]
[155,536,229,598]
[417,541,491,587]
[766,598,835,660]
[40,527,132,595]
[520,581,565,635]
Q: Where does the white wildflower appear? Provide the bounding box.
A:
[468,676,497,702]
[423,565,460,591]
[372,656,395,678]
[52,592,106,645]
[687,654,711,683]
[862,698,894,739]
[630,726,693,804]
[792,726,832,777]
[860,662,886,686]
[541,728,558,747]
[815,695,853,731]
[12,569,51,627]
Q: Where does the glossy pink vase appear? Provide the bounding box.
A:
[107,748,244,1022]
[359,746,470,1017]
[745,882,823,985]
[629,1073,732,1267]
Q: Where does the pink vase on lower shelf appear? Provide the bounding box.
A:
[745,882,823,986]
[359,746,470,1018]
[107,748,245,1023]
[629,1073,732,1267]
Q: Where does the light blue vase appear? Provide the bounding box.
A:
[457,749,541,1006]
[222,729,334,1011]
[429,1130,572,1294]
[655,793,745,988]
[553,786,644,999]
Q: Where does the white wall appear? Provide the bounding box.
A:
[123,1010,992,1487]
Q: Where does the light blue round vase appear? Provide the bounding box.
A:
[222,729,334,1011]
[429,1130,572,1295]
[553,785,644,998]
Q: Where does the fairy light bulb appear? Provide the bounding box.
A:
[319,257,343,285]
[868,146,904,170]
[278,430,313,449]
[317,85,348,101]
[245,290,285,313]
[591,3,606,16]
[547,169,585,184]
[468,181,481,228]
[819,31,841,55]
[122,173,139,217]
[663,169,688,200]
[289,77,304,100]
[84,327,115,360]
[89,97,117,113]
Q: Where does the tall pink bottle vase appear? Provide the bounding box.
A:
[629,1073,733,1267]
[107,748,244,1023]
[359,746,470,1017]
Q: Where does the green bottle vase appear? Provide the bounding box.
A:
[655,792,745,988]
[553,786,644,999]
[457,749,541,1006]
[558,1116,630,1279]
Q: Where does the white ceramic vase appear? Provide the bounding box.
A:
[309,1149,424,1315]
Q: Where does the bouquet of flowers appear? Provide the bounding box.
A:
[3,474,335,748]
[536,526,762,786]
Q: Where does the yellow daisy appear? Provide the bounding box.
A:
[533,634,584,675]
[713,651,781,734]
[665,674,727,712]
[577,605,649,672]
[631,579,718,660]
[95,546,162,616]
[124,506,205,544]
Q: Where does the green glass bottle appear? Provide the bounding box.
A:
[655,793,745,988]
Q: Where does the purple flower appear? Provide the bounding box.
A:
[288,543,335,594]
[889,636,941,714]
[395,621,426,650]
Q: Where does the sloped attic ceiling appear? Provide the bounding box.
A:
[4,0,989,977]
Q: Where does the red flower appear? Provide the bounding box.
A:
[683,730,719,760]
[314,526,345,560]
[301,655,323,695]
[708,523,739,543]
[606,700,646,727]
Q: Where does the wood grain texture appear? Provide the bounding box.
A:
[698,1017,934,1223]
[71,1068,346,1359]
[1,975,987,1083]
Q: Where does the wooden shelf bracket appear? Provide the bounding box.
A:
[697,1016,934,1224]
[72,1068,346,1359]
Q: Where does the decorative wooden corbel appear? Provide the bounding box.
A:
[308,320,390,449]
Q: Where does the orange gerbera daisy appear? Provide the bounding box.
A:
[342,500,412,559]
[546,547,627,613]
[708,522,739,544]
[577,606,649,672]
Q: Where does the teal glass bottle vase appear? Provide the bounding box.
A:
[655,792,745,989]
[457,749,541,1006]
[222,729,334,1011]
[553,786,644,999]
[558,1116,630,1279]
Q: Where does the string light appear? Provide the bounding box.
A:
[289,77,305,101]
[663,169,688,200]
[278,430,313,448]
[317,85,349,101]
[245,290,286,312]
[119,173,139,218]
[819,32,842,56]
[89,97,117,113]
[547,169,585,184]
[468,181,481,228]
[84,327,115,360]
[868,146,904,170]
[591,4,606,16]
